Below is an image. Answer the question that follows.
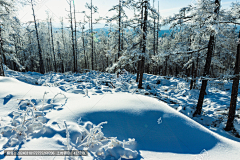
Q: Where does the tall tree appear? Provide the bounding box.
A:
[138,0,148,89]
[31,0,45,74]
[61,18,66,73]
[67,0,76,72]
[136,0,144,83]
[118,0,122,59]
[50,18,57,72]
[91,0,94,70]
[225,31,240,131]
[73,0,78,71]
[0,24,4,76]
[85,0,98,70]
[193,0,221,116]
[81,21,87,69]
[156,1,160,75]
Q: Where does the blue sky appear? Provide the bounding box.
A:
[17,0,236,29]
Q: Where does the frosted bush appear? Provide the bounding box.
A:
[50,92,67,104]
[64,121,71,150]
[50,92,67,110]
[78,121,107,148]
[1,97,50,148]
[41,91,49,111]
[73,121,138,159]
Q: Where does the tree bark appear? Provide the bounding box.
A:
[50,18,57,72]
[82,26,87,69]
[190,61,195,90]
[225,31,240,131]
[138,0,148,89]
[61,18,66,73]
[0,25,4,76]
[118,0,121,59]
[193,35,215,116]
[69,0,76,72]
[136,0,144,83]
[31,0,45,74]
[91,0,94,70]
[164,56,168,76]
[193,0,220,116]
[73,1,78,71]
[136,61,140,82]
[156,1,160,75]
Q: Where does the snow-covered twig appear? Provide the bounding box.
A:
[50,92,67,109]
[64,121,71,150]
[41,91,49,111]
[18,99,37,111]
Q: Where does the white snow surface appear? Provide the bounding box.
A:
[0,69,240,160]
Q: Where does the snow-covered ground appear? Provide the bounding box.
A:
[1,68,240,159]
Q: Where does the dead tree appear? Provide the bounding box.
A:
[50,18,57,72]
[118,0,122,59]
[81,23,87,69]
[73,0,78,71]
[91,0,94,70]
[67,0,76,72]
[156,1,160,75]
[61,18,66,73]
[0,24,4,76]
[138,0,148,89]
[31,0,45,74]
[225,31,240,131]
[136,0,144,83]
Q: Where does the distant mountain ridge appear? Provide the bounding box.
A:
[91,28,171,37]
[52,25,240,38]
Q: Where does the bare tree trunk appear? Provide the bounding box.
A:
[136,0,144,82]
[138,0,148,89]
[193,0,220,116]
[118,0,121,59]
[151,0,156,74]
[61,18,66,73]
[91,0,94,70]
[136,62,140,82]
[193,35,215,116]
[31,0,45,74]
[56,41,63,73]
[190,61,195,90]
[50,18,57,72]
[164,56,168,76]
[153,0,156,56]
[0,25,4,76]
[225,31,240,131]
[81,25,87,69]
[155,1,160,75]
[194,53,199,86]
[69,0,76,72]
[73,1,78,72]
[189,37,195,90]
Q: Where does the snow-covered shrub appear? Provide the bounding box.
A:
[64,121,71,150]
[0,99,46,148]
[51,92,67,104]
[67,121,139,159]
[50,92,67,109]
[41,91,49,111]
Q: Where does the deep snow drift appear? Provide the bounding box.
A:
[0,69,240,159]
